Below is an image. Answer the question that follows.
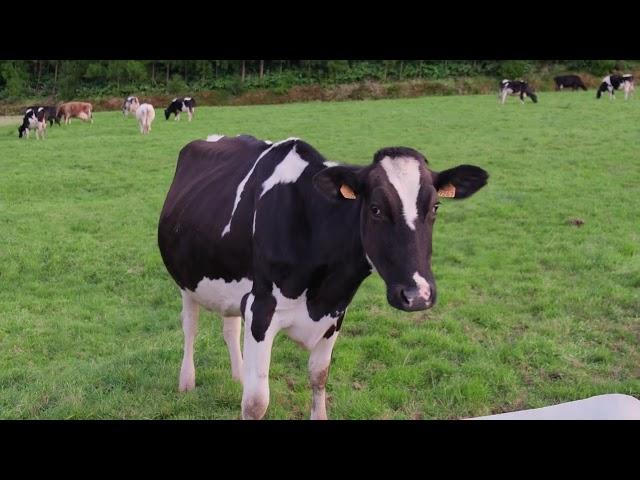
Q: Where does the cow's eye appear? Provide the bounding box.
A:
[433,202,440,214]
[370,205,381,217]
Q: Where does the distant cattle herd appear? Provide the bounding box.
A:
[17,96,197,139]
[15,72,636,139]
[498,73,634,105]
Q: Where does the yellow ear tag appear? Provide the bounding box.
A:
[437,183,456,198]
[340,184,357,200]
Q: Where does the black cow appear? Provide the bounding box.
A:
[25,105,60,127]
[554,75,587,91]
[158,134,488,419]
[499,79,538,104]
[596,74,635,100]
[18,107,47,139]
[164,97,196,121]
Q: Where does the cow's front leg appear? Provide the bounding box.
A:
[309,331,339,420]
[241,293,277,420]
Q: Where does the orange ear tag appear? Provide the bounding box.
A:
[437,184,456,198]
[340,184,357,200]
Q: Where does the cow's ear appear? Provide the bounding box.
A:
[431,165,488,199]
[313,165,363,201]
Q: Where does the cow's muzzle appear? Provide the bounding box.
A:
[387,284,435,312]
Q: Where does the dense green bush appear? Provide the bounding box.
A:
[1,60,638,102]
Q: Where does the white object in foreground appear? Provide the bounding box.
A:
[471,394,640,420]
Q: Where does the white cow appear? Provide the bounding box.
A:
[136,103,156,135]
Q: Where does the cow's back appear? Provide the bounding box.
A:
[158,135,272,291]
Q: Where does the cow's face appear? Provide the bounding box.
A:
[164,108,171,120]
[313,147,488,312]
[18,125,26,138]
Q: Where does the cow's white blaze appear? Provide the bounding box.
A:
[190,276,253,316]
[260,145,308,198]
[207,134,225,142]
[380,156,422,230]
[222,137,299,237]
[412,272,431,303]
[323,161,339,167]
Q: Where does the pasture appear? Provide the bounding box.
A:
[0,91,638,419]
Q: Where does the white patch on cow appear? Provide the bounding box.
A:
[184,97,192,101]
[37,107,44,112]
[25,108,33,114]
[172,98,177,102]
[323,161,339,167]
[190,276,253,316]
[412,272,431,304]
[221,137,300,237]
[260,145,308,198]
[207,134,225,142]
[603,75,612,86]
[380,156,421,230]
[270,285,340,351]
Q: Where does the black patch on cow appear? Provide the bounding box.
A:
[335,311,345,332]
[250,292,277,342]
[323,325,336,339]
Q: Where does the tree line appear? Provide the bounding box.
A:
[0,60,633,101]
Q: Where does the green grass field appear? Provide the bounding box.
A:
[1,92,638,419]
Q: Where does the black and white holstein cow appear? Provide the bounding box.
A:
[499,79,538,104]
[596,74,635,100]
[158,134,489,420]
[554,75,587,91]
[164,97,196,121]
[25,105,60,127]
[18,107,47,139]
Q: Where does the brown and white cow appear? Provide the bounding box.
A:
[57,102,93,125]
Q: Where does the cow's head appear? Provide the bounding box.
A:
[18,125,27,138]
[164,108,171,120]
[313,147,488,312]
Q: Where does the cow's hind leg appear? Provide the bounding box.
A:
[223,316,243,383]
[309,332,339,420]
[179,290,200,392]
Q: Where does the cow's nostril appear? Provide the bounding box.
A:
[400,289,410,305]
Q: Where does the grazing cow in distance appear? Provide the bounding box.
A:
[122,96,140,116]
[25,105,60,127]
[554,75,587,91]
[18,107,47,139]
[57,102,93,124]
[158,134,489,420]
[136,103,156,134]
[596,74,635,100]
[165,97,196,121]
[499,79,538,104]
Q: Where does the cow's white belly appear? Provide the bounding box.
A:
[189,276,253,316]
